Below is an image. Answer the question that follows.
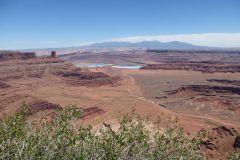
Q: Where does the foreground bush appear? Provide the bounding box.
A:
[0,105,205,160]
[229,151,240,160]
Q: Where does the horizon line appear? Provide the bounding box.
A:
[1,32,240,50]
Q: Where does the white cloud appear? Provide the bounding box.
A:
[111,33,240,48]
[12,40,59,44]
[40,40,58,44]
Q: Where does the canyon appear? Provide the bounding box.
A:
[0,49,240,159]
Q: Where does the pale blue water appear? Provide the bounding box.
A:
[76,63,112,68]
[112,65,142,69]
[75,63,142,69]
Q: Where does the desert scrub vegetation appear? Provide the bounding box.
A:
[0,104,206,160]
[229,151,240,160]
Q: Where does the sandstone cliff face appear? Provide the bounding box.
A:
[207,79,240,87]
[201,126,239,160]
[165,85,240,113]
[0,50,119,87]
[0,53,120,122]
[0,82,11,89]
[233,135,240,149]
[0,51,36,60]
[53,69,120,87]
[141,63,240,73]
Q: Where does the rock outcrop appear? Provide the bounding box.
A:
[26,99,63,115]
[0,51,36,60]
[51,51,57,58]
[165,85,240,113]
[141,63,240,73]
[0,82,11,89]
[207,79,240,87]
[201,126,239,159]
[81,107,105,119]
[233,135,240,149]
[167,85,240,96]
[53,70,120,87]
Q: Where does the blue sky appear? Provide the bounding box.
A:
[0,0,240,49]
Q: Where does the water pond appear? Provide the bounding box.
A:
[75,63,142,69]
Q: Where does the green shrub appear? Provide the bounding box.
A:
[229,151,240,160]
[0,104,205,160]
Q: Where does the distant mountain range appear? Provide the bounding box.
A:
[21,41,240,55]
[86,41,213,50]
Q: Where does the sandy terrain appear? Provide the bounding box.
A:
[130,70,240,127]
[0,57,174,129]
[0,50,240,159]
